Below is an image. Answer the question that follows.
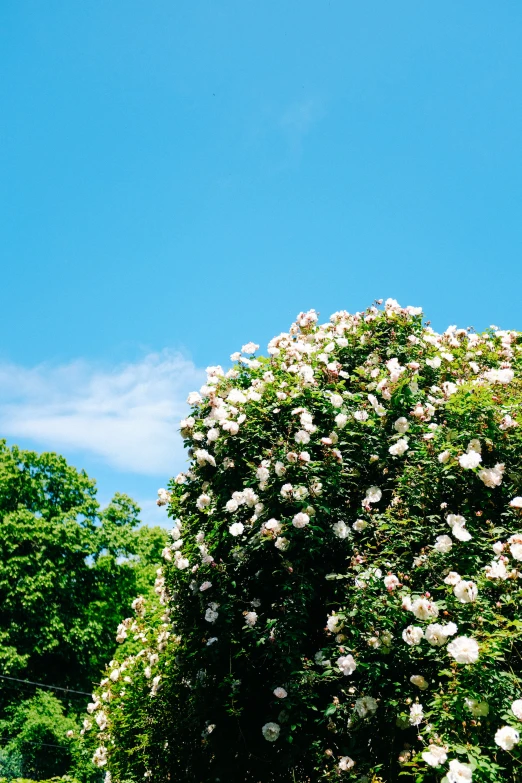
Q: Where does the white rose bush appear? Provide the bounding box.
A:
[88,299,522,782]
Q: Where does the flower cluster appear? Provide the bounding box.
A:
[91,300,522,783]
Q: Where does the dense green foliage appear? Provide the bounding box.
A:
[92,301,522,783]
[0,442,166,780]
[0,692,82,780]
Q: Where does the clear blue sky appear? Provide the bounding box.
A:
[1,1,521,523]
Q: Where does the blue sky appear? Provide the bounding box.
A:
[1,1,521,525]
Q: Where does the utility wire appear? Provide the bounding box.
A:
[0,674,91,697]
[0,736,71,749]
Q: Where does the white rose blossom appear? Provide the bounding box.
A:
[447,636,479,664]
[495,725,520,751]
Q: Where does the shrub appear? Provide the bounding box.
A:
[89,300,522,783]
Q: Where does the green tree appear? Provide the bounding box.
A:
[0,691,76,779]
[93,301,522,783]
[0,441,167,779]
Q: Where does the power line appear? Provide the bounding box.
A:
[0,736,70,749]
[0,674,91,697]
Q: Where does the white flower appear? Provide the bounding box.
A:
[228,389,247,404]
[451,524,472,542]
[402,626,424,646]
[411,597,439,621]
[274,537,289,551]
[187,391,203,405]
[295,430,310,444]
[410,675,428,690]
[394,417,409,434]
[447,514,472,541]
[443,622,458,636]
[273,687,287,699]
[444,571,462,586]
[335,413,348,428]
[337,654,357,676]
[426,356,442,369]
[421,745,447,767]
[485,559,508,579]
[467,438,482,453]
[329,393,343,408]
[338,756,355,771]
[354,410,369,421]
[409,703,423,726]
[205,607,219,623]
[478,463,505,487]
[280,483,293,499]
[438,450,451,464]
[425,624,449,647]
[327,614,342,633]
[434,535,453,553]
[256,466,270,483]
[384,574,400,591]
[207,427,220,442]
[229,522,244,537]
[499,414,518,430]
[206,637,218,646]
[447,759,472,783]
[274,461,286,476]
[244,611,258,627]
[510,542,522,560]
[352,519,368,532]
[447,636,479,664]
[292,512,310,529]
[294,485,309,500]
[92,746,108,767]
[484,368,514,384]
[459,451,482,469]
[194,449,216,467]
[365,486,382,504]
[454,580,478,603]
[95,711,108,729]
[241,342,259,354]
[196,493,211,510]
[389,438,409,457]
[495,725,520,751]
[175,557,190,570]
[510,496,522,508]
[511,700,522,720]
[261,722,280,742]
[199,581,212,592]
[354,696,377,717]
[332,520,349,539]
[264,518,282,535]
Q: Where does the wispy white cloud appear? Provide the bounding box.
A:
[0,351,205,475]
[280,97,324,156]
[280,98,324,137]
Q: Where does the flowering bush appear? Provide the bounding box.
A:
[89,300,522,783]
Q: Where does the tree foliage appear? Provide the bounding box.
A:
[89,301,522,783]
[0,442,167,779]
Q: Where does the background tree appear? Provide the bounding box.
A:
[0,442,167,779]
[92,301,522,783]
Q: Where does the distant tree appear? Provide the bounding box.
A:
[0,440,167,698]
[0,691,76,779]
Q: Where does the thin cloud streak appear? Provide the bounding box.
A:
[0,352,205,475]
